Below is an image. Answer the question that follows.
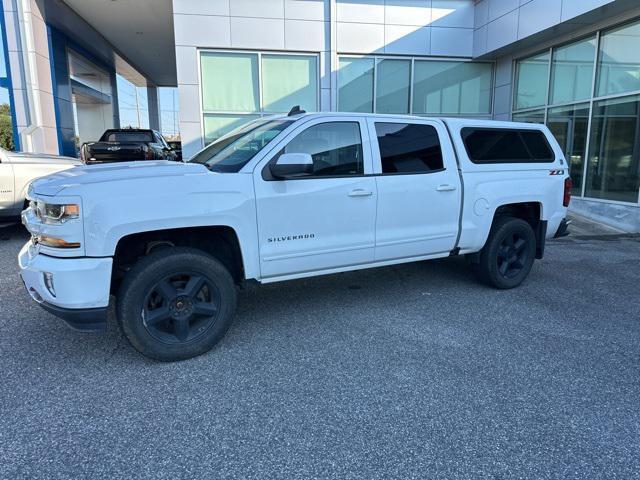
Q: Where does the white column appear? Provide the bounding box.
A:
[8,0,59,154]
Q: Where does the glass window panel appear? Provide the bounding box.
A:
[586,95,640,203]
[547,104,590,195]
[338,57,374,113]
[514,52,550,110]
[203,114,260,145]
[462,128,553,164]
[597,20,640,97]
[550,37,596,105]
[262,54,317,113]
[193,118,292,172]
[283,122,363,176]
[413,61,492,115]
[512,109,545,123]
[201,52,259,112]
[376,59,410,114]
[375,123,443,174]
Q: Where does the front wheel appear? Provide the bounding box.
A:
[472,216,537,289]
[116,247,237,361]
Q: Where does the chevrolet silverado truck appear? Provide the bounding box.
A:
[80,128,178,164]
[19,112,571,361]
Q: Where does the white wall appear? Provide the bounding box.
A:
[473,0,616,57]
[173,0,331,157]
[173,0,640,158]
[336,0,475,56]
[172,0,476,158]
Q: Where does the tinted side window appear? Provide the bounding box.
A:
[283,122,363,177]
[375,123,444,174]
[520,131,554,161]
[461,128,554,163]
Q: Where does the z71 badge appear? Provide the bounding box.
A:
[268,234,315,243]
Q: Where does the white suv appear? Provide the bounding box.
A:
[20,112,570,361]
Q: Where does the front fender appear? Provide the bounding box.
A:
[80,174,260,280]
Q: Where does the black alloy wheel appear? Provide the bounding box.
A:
[117,247,238,361]
[496,232,530,279]
[142,273,220,344]
[471,216,536,289]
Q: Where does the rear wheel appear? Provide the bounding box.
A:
[472,216,536,289]
[116,247,237,361]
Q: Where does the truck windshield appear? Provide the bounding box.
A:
[189,119,293,172]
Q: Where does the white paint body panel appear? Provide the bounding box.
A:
[19,242,112,309]
[0,148,80,217]
[19,113,568,312]
[367,117,462,261]
[253,116,377,278]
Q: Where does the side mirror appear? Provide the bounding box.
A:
[270,153,313,179]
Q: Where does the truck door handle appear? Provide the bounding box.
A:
[348,189,373,197]
[436,184,457,192]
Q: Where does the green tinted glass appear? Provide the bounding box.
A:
[547,103,590,195]
[550,37,596,105]
[597,20,640,97]
[338,57,374,113]
[413,61,492,115]
[203,114,260,144]
[376,59,410,114]
[586,95,640,203]
[514,52,550,110]
[512,109,545,124]
[261,55,317,113]
[201,52,259,112]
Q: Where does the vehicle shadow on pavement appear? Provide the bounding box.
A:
[0,222,23,240]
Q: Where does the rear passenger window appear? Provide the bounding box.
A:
[375,123,444,174]
[461,128,554,164]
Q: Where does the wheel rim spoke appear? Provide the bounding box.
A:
[183,275,206,299]
[145,306,170,326]
[143,272,221,345]
[156,280,178,302]
[193,301,217,317]
[499,261,509,275]
[174,317,191,341]
[505,235,515,248]
[514,238,526,252]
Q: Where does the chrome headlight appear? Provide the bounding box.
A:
[33,200,80,225]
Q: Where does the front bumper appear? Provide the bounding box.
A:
[19,241,112,332]
[37,301,107,332]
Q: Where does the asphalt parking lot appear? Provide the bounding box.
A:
[1,222,639,479]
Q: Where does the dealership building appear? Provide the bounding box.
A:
[1,0,639,231]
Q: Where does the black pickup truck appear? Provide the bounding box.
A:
[80,129,179,164]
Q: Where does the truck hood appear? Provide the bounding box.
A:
[31,160,209,196]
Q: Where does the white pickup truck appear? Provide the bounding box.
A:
[0,148,80,219]
[19,112,571,361]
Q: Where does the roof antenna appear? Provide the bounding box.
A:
[288,105,305,116]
